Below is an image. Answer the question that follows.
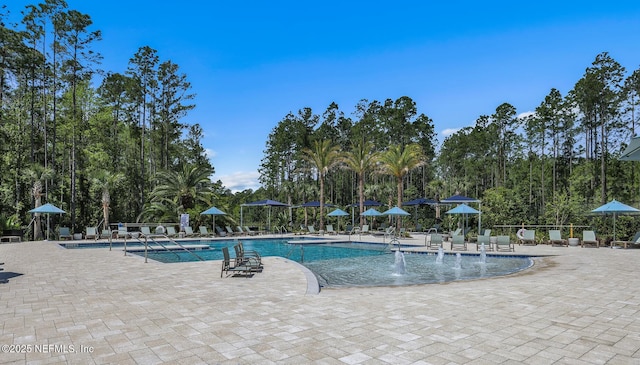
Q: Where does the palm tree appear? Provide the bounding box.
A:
[378,144,426,208]
[343,140,380,226]
[143,164,214,222]
[92,170,125,231]
[302,140,342,230]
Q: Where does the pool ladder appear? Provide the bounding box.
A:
[126,234,205,262]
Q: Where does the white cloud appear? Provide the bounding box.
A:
[441,128,461,137]
[215,171,261,193]
[518,111,535,120]
[205,148,217,159]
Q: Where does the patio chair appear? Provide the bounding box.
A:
[225,226,238,236]
[243,226,257,236]
[326,224,337,235]
[116,226,130,239]
[59,227,72,240]
[85,227,98,241]
[215,226,227,237]
[496,235,514,252]
[360,225,370,234]
[519,229,536,245]
[183,226,196,237]
[426,233,443,249]
[548,230,568,247]
[235,226,247,236]
[451,235,467,251]
[476,234,493,251]
[307,226,320,235]
[141,226,151,237]
[199,226,213,237]
[220,247,256,278]
[581,230,600,248]
[166,226,178,237]
[611,231,640,249]
[233,242,263,269]
[100,229,111,240]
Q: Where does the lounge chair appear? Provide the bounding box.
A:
[233,242,263,269]
[426,233,443,249]
[243,226,258,236]
[220,247,256,278]
[360,225,370,234]
[548,230,568,247]
[451,235,467,251]
[215,226,227,237]
[307,226,320,235]
[184,226,196,237]
[59,227,72,240]
[581,231,600,248]
[496,235,514,252]
[476,234,492,251]
[100,229,111,240]
[611,232,640,249]
[199,226,213,237]
[519,230,536,245]
[445,228,461,242]
[85,227,98,241]
[141,226,151,237]
[116,226,130,239]
[326,224,337,235]
[225,226,237,236]
[166,226,177,237]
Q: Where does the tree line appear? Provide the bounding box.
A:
[2,2,640,242]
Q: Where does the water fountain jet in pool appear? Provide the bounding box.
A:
[394,250,406,275]
[479,243,487,264]
[454,252,462,269]
[435,247,444,264]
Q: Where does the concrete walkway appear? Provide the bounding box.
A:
[1,235,639,364]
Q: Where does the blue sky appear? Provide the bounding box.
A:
[8,1,640,192]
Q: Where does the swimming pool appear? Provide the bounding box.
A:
[61,238,533,288]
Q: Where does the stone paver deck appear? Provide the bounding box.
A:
[1,234,639,364]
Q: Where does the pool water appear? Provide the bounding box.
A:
[62,238,533,287]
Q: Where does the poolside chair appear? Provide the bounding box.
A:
[140,226,151,237]
[451,235,467,251]
[100,229,111,240]
[496,235,514,252]
[360,225,370,234]
[307,226,320,235]
[476,234,493,251]
[225,226,237,236]
[59,227,72,240]
[243,226,258,236]
[426,233,443,249]
[611,231,640,249]
[198,226,213,237]
[85,227,98,241]
[166,226,178,237]
[215,226,227,237]
[233,242,263,269]
[581,230,600,248]
[220,247,256,278]
[183,226,196,237]
[116,226,130,239]
[519,230,536,245]
[548,230,568,247]
[326,224,337,235]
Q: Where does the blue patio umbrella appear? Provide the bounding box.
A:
[200,206,227,230]
[445,204,480,236]
[241,199,289,231]
[382,207,411,216]
[361,208,383,216]
[327,208,349,231]
[591,200,640,241]
[441,195,482,232]
[28,203,66,241]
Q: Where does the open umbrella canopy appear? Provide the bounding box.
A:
[403,197,437,206]
[591,200,640,240]
[200,206,226,215]
[242,199,288,206]
[361,208,383,216]
[383,207,410,216]
[296,201,335,208]
[446,204,480,215]
[327,208,348,217]
[28,203,65,214]
[441,194,480,204]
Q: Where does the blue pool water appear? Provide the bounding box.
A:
[61,238,533,287]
